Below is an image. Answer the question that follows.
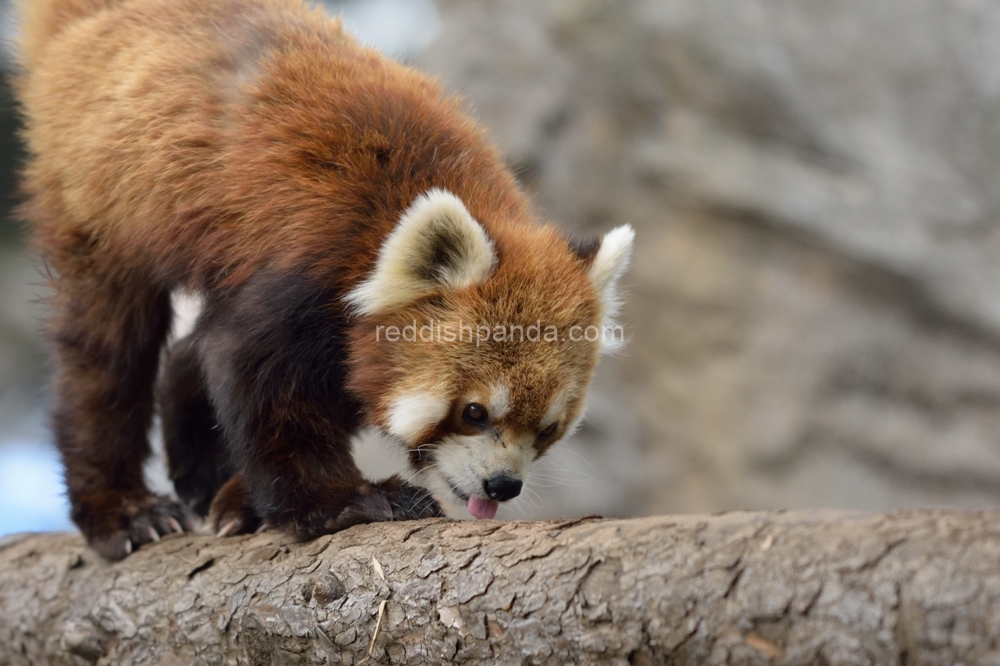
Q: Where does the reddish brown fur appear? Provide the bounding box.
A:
[16,0,608,559]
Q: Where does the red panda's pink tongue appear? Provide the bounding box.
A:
[468,496,499,520]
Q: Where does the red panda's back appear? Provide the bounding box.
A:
[17,0,525,293]
[16,0,358,283]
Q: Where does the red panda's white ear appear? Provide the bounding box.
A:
[589,225,634,354]
[345,189,497,315]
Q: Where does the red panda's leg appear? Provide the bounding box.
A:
[198,329,399,538]
[161,334,233,516]
[49,270,194,560]
[196,270,442,539]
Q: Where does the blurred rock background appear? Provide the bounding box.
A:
[3,0,1000,534]
[0,0,67,533]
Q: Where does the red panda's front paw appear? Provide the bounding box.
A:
[317,487,394,532]
[208,473,262,536]
[313,479,442,534]
[76,492,196,560]
[207,476,443,542]
[374,476,446,521]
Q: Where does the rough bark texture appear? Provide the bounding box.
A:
[2,510,1000,665]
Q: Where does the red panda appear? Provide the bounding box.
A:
[15,0,634,560]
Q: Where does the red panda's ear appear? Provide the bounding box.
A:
[588,225,634,354]
[345,189,497,315]
[569,236,602,264]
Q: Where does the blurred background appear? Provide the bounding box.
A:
[4,0,1000,536]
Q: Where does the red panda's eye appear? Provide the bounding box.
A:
[539,422,558,438]
[463,403,488,425]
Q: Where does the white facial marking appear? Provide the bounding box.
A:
[589,224,634,354]
[486,384,511,420]
[542,389,569,430]
[386,392,449,444]
[344,188,497,315]
[562,413,585,440]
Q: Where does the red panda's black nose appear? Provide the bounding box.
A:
[484,474,522,502]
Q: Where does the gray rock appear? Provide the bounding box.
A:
[418,0,1000,514]
[0,246,47,431]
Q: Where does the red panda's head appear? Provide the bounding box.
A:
[346,189,633,519]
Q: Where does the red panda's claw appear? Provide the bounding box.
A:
[217,520,242,537]
[80,493,193,560]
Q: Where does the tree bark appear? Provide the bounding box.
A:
[1,510,999,665]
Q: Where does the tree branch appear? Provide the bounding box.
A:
[2,510,998,665]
